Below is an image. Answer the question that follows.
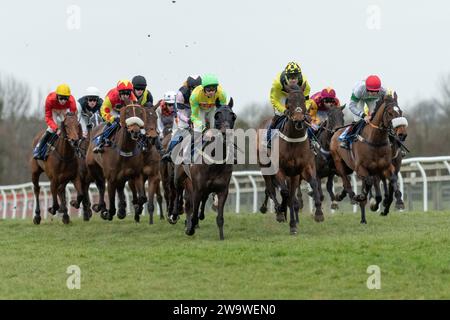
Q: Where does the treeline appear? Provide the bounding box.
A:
[0,73,450,184]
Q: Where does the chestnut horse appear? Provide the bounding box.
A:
[329,93,404,224]
[86,104,148,222]
[257,83,324,235]
[30,112,84,224]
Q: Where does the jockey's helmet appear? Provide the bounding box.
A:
[187,75,202,90]
[366,75,381,92]
[132,75,147,90]
[202,74,219,89]
[117,79,134,92]
[163,91,177,104]
[56,84,71,97]
[85,86,100,98]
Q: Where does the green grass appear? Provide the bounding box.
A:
[0,210,449,299]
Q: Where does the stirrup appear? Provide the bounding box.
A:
[340,141,349,150]
[93,144,104,153]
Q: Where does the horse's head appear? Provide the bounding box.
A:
[214,98,237,134]
[379,92,408,141]
[143,106,159,145]
[61,112,82,147]
[120,104,146,141]
[284,83,306,130]
[326,105,346,131]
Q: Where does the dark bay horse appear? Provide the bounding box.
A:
[182,99,236,240]
[86,104,148,222]
[30,112,84,224]
[330,94,404,224]
[306,105,346,210]
[257,83,324,235]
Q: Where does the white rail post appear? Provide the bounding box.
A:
[11,189,17,219]
[248,174,258,213]
[398,172,404,199]
[1,189,7,219]
[232,176,240,213]
[414,162,428,212]
[124,186,132,216]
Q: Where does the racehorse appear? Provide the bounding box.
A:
[86,104,148,222]
[257,83,324,235]
[368,92,408,215]
[181,99,236,240]
[329,93,404,224]
[140,106,164,224]
[30,112,84,224]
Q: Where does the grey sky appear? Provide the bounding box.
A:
[1,0,449,116]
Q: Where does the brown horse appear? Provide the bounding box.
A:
[368,93,408,215]
[257,83,324,235]
[86,104,148,222]
[140,106,163,224]
[30,112,84,224]
[183,99,236,240]
[329,93,403,224]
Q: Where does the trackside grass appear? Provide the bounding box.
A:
[0,210,449,299]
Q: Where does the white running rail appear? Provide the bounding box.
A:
[1,156,450,219]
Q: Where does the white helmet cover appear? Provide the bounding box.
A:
[85,86,100,98]
[163,91,177,104]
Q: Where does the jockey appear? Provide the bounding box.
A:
[156,91,177,138]
[132,75,154,108]
[160,76,202,162]
[267,61,312,148]
[176,75,202,105]
[339,75,387,149]
[190,73,227,134]
[93,79,137,153]
[77,86,104,137]
[309,87,341,129]
[33,84,77,160]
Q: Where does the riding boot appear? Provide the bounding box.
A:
[93,136,106,153]
[161,139,179,162]
[155,136,163,155]
[137,135,148,152]
[33,131,54,160]
[94,122,116,153]
[266,115,281,149]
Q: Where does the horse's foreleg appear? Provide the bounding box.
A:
[326,175,339,210]
[48,180,60,217]
[74,175,91,221]
[146,178,158,225]
[186,191,201,236]
[116,181,127,220]
[199,194,208,221]
[272,173,288,223]
[106,180,117,221]
[156,183,164,220]
[370,177,382,212]
[216,189,229,241]
[32,167,43,224]
[57,183,70,224]
[303,167,324,223]
[288,176,300,234]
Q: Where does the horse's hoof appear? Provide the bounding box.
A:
[259,206,267,214]
[370,204,379,212]
[107,214,114,221]
[149,217,154,225]
[134,214,140,223]
[380,211,389,216]
[48,207,57,216]
[396,202,405,210]
[354,194,366,202]
[33,216,41,225]
[276,213,286,223]
[331,202,339,210]
[168,215,179,225]
[185,227,195,236]
[290,227,298,235]
[62,215,70,225]
[314,214,325,223]
[70,200,80,209]
[117,211,126,220]
[198,213,205,221]
[83,210,91,221]
[92,204,101,213]
[360,220,367,225]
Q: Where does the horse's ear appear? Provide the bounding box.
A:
[340,104,346,111]
[394,91,398,102]
[228,97,234,108]
[215,98,221,107]
[119,107,126,127]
